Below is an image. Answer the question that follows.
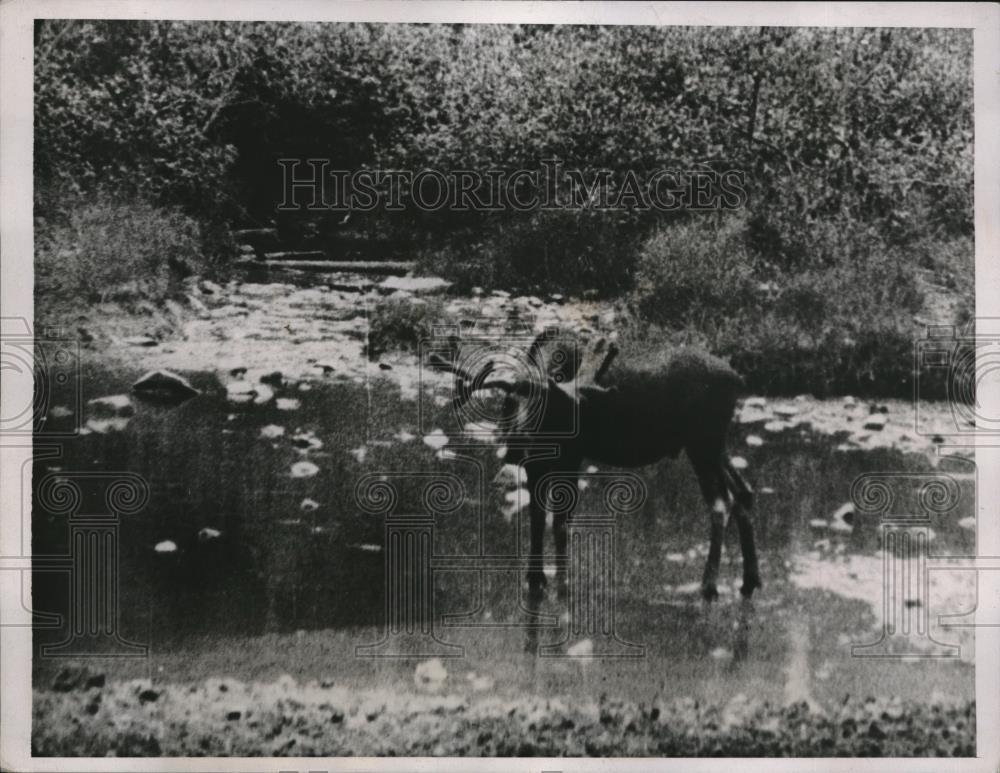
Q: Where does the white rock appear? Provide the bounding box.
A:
[830,502,854,533]
[260,424,285,439]
[87,394,134,418]
[290,461,320,479]
[300,498,320,513]
[85,417,131,434]
[422,429,449,450]
[252,383,274,406]
[154,540,177,553]
[470,675,494,692]
[493,464,527,487]
[863,414,887,431]
[276,397,300,411]
[745,435,764,447]
[394,430,416,443]
[291,431,323,452]
[132,370,200,403]
[380,276,452,293]
[414,658,448,690]
[198,527,222,542]
[730,456,748,470]
[226,381,256,405]
[349,446,367,464]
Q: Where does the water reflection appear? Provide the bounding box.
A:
[32,363,976,706]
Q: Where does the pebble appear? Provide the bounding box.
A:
[414,658,448,690]
[567,639,594,658]
[422,429,449,450]
[863,415,888,431]
[290,461,320,479]
[830,502,854,533]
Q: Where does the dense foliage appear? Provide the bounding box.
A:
[35,22,972,261]
[35,21,973,395]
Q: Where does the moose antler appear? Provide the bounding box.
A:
[428,352,523,410]
[593,340,619,383]
[568,337,620,386]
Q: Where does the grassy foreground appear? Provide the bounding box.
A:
[34,672,974,757]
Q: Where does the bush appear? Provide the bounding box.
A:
[624,215,928,397]
[632,216,760,328]
[35,194,210,304]
[365,297,446,361]
[35,23,972,269]
[421,208,644,296]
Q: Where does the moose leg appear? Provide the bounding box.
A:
[688,450,730,602]
[733,505,761,597]
[553,511,568,599]
[723,459,762,597]
[525,464,549,599]
[550,459,582,600]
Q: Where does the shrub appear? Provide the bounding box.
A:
[624,215,928,397]
[35,194,209,304]
[420,208,644,296]
[632,216,760,329]
[365,297,446,361]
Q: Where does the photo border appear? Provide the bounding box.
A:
[2,2,998,771]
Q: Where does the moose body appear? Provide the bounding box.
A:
[433,337,761,603]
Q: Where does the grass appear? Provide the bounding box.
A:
[35,193,221,307]
[32,678,975,756]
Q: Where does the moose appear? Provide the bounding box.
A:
[429,328,761,603]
